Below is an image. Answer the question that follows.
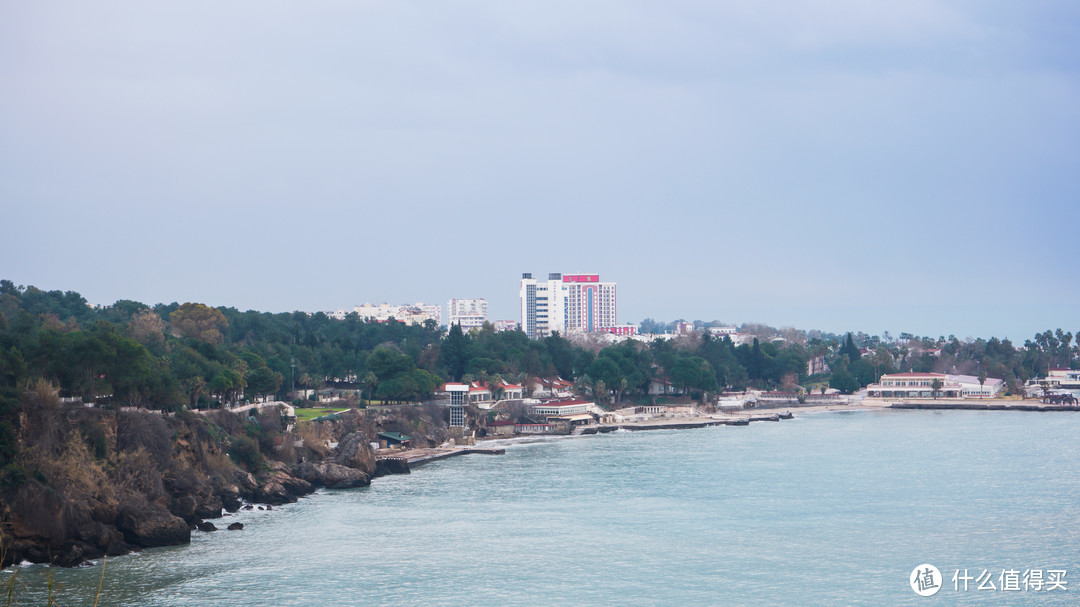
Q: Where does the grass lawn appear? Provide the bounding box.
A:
[293,407,350,422]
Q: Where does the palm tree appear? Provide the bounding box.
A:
[931,378,943,399]
[362,371,377,406]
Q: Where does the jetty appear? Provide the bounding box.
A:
[890,401,1080,412]
[588,411,794,433]
[380,446,506,468]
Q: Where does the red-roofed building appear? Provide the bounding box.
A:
[866,372,1004,398]
[531,399,597,416]
[525,377,575,398]
[486,419,516,436]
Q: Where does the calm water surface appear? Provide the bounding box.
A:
[8,409,1080,605]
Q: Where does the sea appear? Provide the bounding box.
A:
[6,408,1080,606]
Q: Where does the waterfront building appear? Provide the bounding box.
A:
[519,272,618,338]
[1049,368,1080,388]
[377,432,411,448]
[514,422,558,434]
[865,372,1004,399]
[447,298,488,329]
[531,399,598,416]
[486,420,516,436]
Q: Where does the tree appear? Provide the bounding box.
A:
[829,368,859,394]
[671,357,718,402]
[585,357,622,407]
[439,323,470,382]
[170,303,228,344]
[839,333,861,363]
[931,378,943,399]
[127,308,166,352]
[246,366,282,399]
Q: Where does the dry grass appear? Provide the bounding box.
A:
[298,425,330,457]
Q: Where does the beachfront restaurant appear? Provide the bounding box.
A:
[865,372,1004,399]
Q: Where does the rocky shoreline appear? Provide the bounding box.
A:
[0,401,442,568]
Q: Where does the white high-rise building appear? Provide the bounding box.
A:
[519,272,617,339]
[447,298,488,329]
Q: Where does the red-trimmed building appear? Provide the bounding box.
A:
[866,372,1004,399]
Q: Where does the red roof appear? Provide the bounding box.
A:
[488,420,515,426]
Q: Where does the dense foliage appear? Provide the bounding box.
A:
[0,280,1076,411]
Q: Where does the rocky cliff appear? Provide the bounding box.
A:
[0,388,440,567]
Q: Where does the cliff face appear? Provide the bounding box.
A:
[0,390,414,567]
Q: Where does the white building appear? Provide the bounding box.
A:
[353,303,441,326]
[519,272,617,339]
[447,298,488,329]
[865,372,1005,399]
[520,273,566,339]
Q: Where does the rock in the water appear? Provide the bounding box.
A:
[169,495,199,522]
[195,495,224,519]
[295,461,371,489]
[333,431,377,473]
[227,522,244,530]
[55,540,102,567]
[116,504,191,548]
[196,522,218,532]
[265,505,273,511]
[220,485,243,513]
[254,468,312,504]
[76,522,129,556]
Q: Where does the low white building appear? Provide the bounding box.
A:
[531,399,599,416]
[866,373,1004,399]
[353,303,441,326]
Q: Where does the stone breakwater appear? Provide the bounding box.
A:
[890,402,1080,412]
[587,412,794,433]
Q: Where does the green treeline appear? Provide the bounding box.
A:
[0,280,1076,417]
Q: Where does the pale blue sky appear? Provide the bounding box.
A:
[2,1,1077,342]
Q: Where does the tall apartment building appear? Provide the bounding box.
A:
[447,298,488,329]
[519,272,617,339]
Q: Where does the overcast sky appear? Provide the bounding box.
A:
[2,1,1077,342]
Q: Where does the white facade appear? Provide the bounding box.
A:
[447,298,488,329]
[520,272,617,339]
[866,373,1004,398]
[353,303,440,326]
[520,273,566,339]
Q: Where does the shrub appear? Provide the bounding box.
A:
[228,435,263,472]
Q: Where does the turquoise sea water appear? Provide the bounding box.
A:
[7,409,1080,605]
